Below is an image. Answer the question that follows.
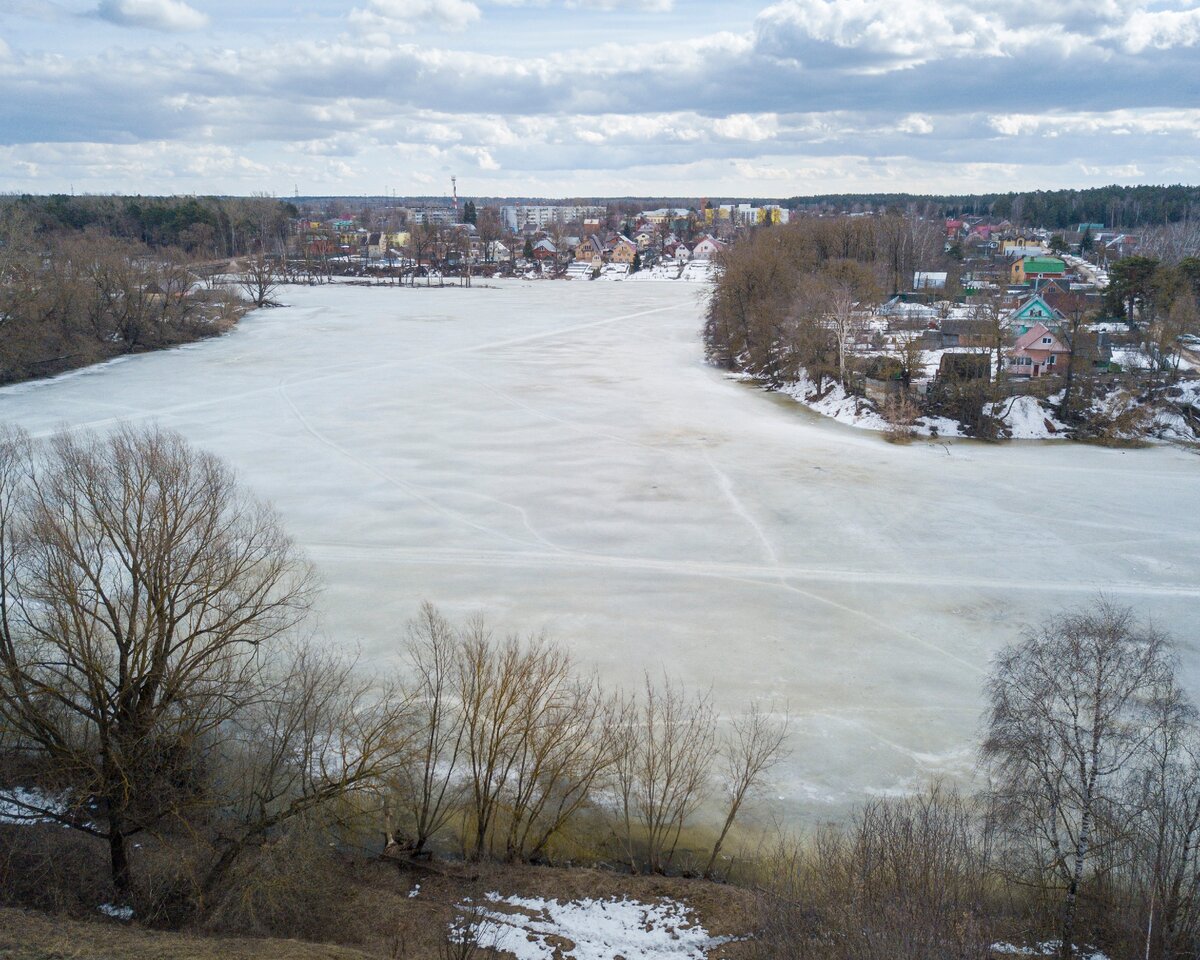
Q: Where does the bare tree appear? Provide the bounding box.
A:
[235,250,281,307]
[389,602,466,856]
[615,674,717,874]
[198,640,411,906]
[968,287,1012,385]
[827,282,865,388]
[1123,684,1200,960]
[0,424,313,898]
[704,703,789,878]
[455,623,551,860]
[983,600,1177,960]
[501,671,620,863]
[476,208,503,264]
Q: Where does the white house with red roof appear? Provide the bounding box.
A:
[1007,322,1070,378]
[690,235,726,260]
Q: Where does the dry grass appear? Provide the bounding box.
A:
[2,858,759,960]
[352,858,759,959]
[0,906,374,960]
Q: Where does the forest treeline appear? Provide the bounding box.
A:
[0,194,297,256]
[1,425,1197,960]
[0,196,299,384]
[0,225,245,384]
[787,184,1200,229]
[703,214,939,383]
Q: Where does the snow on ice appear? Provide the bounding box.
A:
[0,281,1197,815]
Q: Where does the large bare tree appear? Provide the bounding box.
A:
[0,424,313,897]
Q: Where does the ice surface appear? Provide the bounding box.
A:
[1,281,1197,822]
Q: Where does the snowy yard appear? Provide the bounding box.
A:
[0,280,1197,818]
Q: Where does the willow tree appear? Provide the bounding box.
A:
[0,424,313,897]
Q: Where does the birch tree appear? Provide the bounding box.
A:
[983,601,1176,960]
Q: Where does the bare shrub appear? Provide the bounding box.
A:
[752,786,996,960]
[883,392,921,444]
[202,822,364,942]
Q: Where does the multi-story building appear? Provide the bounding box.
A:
[500,205,608,232]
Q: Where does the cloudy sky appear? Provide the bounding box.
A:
[1,0,1198,197]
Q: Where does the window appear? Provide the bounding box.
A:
[1042,337,1052,344]
[1047,355,1056,365]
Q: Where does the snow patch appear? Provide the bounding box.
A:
[0,786,66,824]
[99,903,134,921]
[992,942,1109,960]
[778,372,889,432]
[451,893,732,960]
[988,396,1067,440]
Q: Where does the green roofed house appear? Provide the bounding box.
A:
[1011,256,1066,285]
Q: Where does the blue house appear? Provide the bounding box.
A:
[1003,294,1064,334]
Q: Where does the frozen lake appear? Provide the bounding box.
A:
[2,280,1198,821]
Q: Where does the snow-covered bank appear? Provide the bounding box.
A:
[771,370,1197,444]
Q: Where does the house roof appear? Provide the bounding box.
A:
[941,317,994,337]
[1013,323,1068,353]
[1022,257,1066,274]
[1009,293,1063,323]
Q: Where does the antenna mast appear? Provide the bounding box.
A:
[451,176,459,219]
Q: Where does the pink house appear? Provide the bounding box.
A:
[1007,322,1069,377]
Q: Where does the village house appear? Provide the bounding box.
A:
[1001,236,1049,258]
[1007,322,1070,377]
[574,236,604,265]
[1003,293,1063,332]
[1010,256,1066,285]
[609,236,637,265]
[690,235,726,260]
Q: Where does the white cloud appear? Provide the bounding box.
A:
[350,0,482,33]
[988,109,1200,139]
[94,0,208,31]
[491,0,672,9]
[754,0,1003,70]
[896,113,933,135]
[1119,6,1200,53]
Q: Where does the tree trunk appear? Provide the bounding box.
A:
[704,800,740,879]
[1060,806,1093,960]
[109,827,132,898]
